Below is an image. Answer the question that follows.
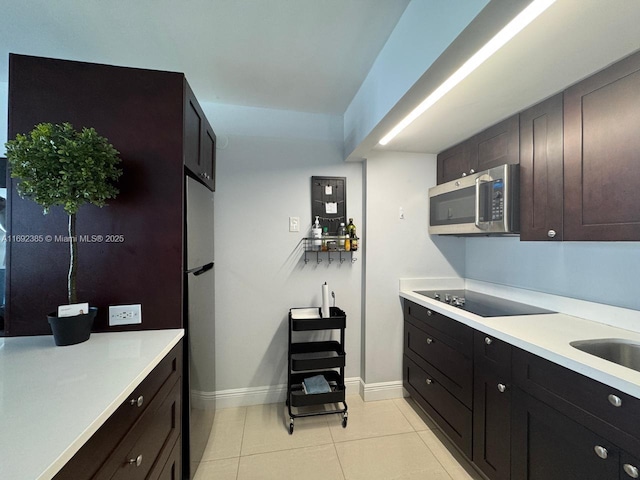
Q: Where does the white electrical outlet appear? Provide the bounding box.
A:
[289,216,300,232]
[109,304,142,326]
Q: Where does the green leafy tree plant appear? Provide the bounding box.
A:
[5,122,122,305]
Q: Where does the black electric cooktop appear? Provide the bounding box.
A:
[414,290,555,317]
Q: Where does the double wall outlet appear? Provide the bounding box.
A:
[109,304,142,326]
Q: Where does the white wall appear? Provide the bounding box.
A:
[466,237,640,312]
[202,102,363,392]
[363,152,464,386]
[343,0,489,159]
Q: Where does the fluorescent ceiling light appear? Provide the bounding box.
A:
[378,0,556,146]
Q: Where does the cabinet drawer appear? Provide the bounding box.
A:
[405,321,472,407]
[150,436,182,480]
[404,355,472,457]
[54,341,183,480]
[474,330,512,380]
[404,301,473,353]
[97,377,182,480]
[513,348,640,448]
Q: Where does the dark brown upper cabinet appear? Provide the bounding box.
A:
[5,54,215,336]
[437,115,519,184]
[519,93,564,241]
[563,50,640,241]
[184,82,216,191]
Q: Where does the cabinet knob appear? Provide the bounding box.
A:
[497,383,507,393]
[485,337,493,345]
[425,378,433,385]
[608,394,622,407]
[128,454,143,467]
[461,172,467,177]
[594,445,608,460]
[426,310,433,316]
[624,464,639,478]
[469,169,475,174]
[547,229,557,238]
[130,395,144,408]
[426,338,433,344]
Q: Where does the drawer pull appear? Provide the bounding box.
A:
[485,337,493,345]
[608,394,622,407]
[426,338,433,344]
[594,445,608,460]
[130,395,144,408]
[425,378,433,385]
[426,310,433,316]
[497,383,507,393]
[624,463,639,478]
[128,454,143,467]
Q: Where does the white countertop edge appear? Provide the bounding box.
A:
[399,288,640,400]
[40,329,184,480]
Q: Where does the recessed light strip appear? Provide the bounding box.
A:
[378,0,556,146]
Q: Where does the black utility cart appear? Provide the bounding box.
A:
[286,306,348,434]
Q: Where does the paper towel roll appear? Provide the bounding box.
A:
[321,282,330,318]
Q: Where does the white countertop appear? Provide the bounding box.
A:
[400,278,640,400]
[0,329,184,480]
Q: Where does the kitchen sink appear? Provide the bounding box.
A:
[570,338,640,372]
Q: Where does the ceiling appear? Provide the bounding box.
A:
[0,0,409,115]
[2,0,639,158]
[371,0,640,154]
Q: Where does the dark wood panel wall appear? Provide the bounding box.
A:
[6,54,185,335]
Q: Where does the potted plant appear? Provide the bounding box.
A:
[5,122,122,345]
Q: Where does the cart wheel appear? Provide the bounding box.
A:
[342,415,348,428]
[289,419,294,435]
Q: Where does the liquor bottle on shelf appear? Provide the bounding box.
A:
[321,226,329,252]
[337,222,346,249]
[347,218,358,251]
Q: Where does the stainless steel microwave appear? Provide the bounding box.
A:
[428,164,520,235]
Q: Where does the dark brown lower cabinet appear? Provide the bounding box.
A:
[473,333,512,480]
[54,341,182,480]
[511,386,619,480]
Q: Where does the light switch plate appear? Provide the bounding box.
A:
[109,304,142,326]
[289,216,300,232]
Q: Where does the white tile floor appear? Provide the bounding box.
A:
[193,395,484,480]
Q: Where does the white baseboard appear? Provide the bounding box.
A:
[200,377,363,409]
[360,380,405,402]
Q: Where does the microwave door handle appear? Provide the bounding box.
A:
[475,175,491,230]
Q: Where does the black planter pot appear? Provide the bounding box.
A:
[47,307,97,346]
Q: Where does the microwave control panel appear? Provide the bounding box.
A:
[490,179,504,220]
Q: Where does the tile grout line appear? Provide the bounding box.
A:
[235,407,249,480]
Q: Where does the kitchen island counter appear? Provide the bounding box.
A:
[400,278,640,400]
[0,329,184,480]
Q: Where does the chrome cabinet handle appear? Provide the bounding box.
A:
[548,229,556,238]
[624,464,639,478]
[497,383,507,393]
[425,378,433,385]
[426,310,433,316]
[128,454,143,467]
[485,337,493,345]
[608,394,622,407]
[469,169,475,174]
[461,172,467,177]
[426,338,433,344]
[594,445,608,459]
[130,395,144,408]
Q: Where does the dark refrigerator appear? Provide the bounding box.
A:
[183,176,216,479]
